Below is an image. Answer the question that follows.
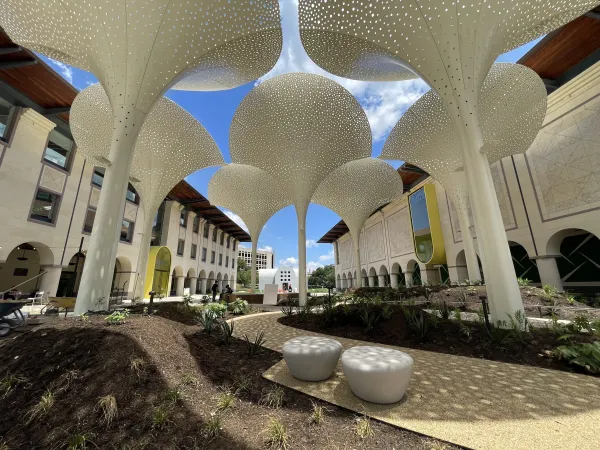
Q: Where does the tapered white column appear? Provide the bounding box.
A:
[134,217,154,300]
[352,234,363,289]
[378,274,386,287]
[250,240,258,293]
[459,109,524,322]
[297,205,308,305]
[75,109,146,314]
[405,271,413,287]
[457,207,482,281]
[39,266,63,297]
[390,272,399,288]
[368,276,375,287]
[200,278,207,295]
[189,277,198,294]
[175,276,185,297]
[535,256,563,292]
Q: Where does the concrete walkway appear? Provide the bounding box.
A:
[231,312,600,450]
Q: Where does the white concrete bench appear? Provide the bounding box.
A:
[283,336,342,381]
[341,346,413,404]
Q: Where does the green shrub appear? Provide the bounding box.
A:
[181,294,194,306]
[542,284,558,299]
[280,303,294,316]
[230,299,250,315]
[359,308,381,334]
[517,277,531,286]
[205,303,227,318]
[244,331,266,356]
[198,310,217,334]
[219,320,235,345]
[552,341,600,374]
[105,310,130,325]
[264,416,289,449]
[260,385,285,409]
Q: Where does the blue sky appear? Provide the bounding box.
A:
[41,0,541,272]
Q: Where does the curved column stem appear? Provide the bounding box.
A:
[456,206,482,282]
[458,112,524,324]
[250,239,258,293]
[75,108,146,314]
[351,233,362,288]
[134,216,154,301]
[296,205,308,306]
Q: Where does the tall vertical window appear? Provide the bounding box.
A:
[201,247,207,262]
[232,259,235,269]
[233,241,236,251]
[212,229,217,242]
[151,202,165,246]
[193,216,200,233]
[177,239,185,256]
[83,207,96,233]
[0,97,15,142]
[204,223,210,238]
[220,233,225,245]
[191,244,197,259]
[226,237,230,248]
[120,219,134,243]
[30,189,60,224]
[219,253,223,266]
[180,210,187,227]
[93,167,138,204]
[211,251,216,264]
[225,256,229,267]
[43,130,74,170]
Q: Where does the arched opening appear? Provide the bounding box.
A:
[361,269,368,287]
[141,246,171,299]
[216,272,223,291]
[368,267,378,287]
[341,273,347,289]
[223,274,229,292]
[347,271,353,288]
[509,241,540,284]
[199,269,207,294]
[185,268,196,292]
[336,273,341,289]
[455,250,484,283]
[58,252,86,297]
[406,260,421,286]
[171,266,184,296]
[0,243,53,297]
[546,229,600,291]
[378,265,390,287]
[112,256,132,299]
[391,262,405,287]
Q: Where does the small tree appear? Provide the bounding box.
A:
[237,257,251,287]
[308,265,336,288]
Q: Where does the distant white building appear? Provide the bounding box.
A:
[238,247,274,270]
[259,266,300,292]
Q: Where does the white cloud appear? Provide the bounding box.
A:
[307,261,324,272]
[258,245,273,252]
[257,0,429,144]
[318,250,334,262]
[279,256,298,267]
[48,58,74,84]
[238,243,249,249]
[222,209,248,233]
[306,239,319,248]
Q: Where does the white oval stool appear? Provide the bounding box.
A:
[283,336,342,381]
[341,346,413,404]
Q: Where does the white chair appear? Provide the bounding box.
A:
[283,336,342,381]
[27,291,48,305]
[341,346,413,404]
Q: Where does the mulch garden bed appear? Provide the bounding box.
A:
[0,313,459,449]
[279,304,599,375]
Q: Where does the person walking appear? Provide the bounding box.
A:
[211,282,219,302]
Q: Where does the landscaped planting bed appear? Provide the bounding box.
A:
[0,310,458,449]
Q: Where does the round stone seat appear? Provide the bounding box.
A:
[283,336,343,381]
[341,346,413,404]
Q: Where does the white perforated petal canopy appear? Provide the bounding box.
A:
[208,164,290,240]
[229,72,372,212]
[71,84,224,215]
[0,0,282,111]
[312,158,404,238]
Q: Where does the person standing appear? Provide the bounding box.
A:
[211,282,219,302]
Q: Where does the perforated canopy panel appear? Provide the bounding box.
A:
[298,0,597,94]
[208,164,290,240]
[312,158,404,238]
[71,84,224,215]
[229,72,372,213]
[0,0,283,112]
[381,63,547,204]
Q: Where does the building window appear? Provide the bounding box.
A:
[0,97,16,142]
[151,202,165,246]
[191,244,197,260]
[120,219,134,243]
[13,268,28,276]
[225,256,229,267]
[83,207,96,233]
[92,167,138,204]
[126,185,138,204]
[220,233,225,246]
[233,241,236,251]
[177,239,185,256]
[212,229,217,242]
[232,259,235,269]
[30,189,60,224]
[219,253,223,266]
[204,223,210,238]
[193,216,199,233]
[92,168,104,187]
[180,210,187,228]
[202,247,207,262]
[226,237,230,248]
[43,130,74,170]
[211,251,216,264]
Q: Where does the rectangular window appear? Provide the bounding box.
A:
[92,168,138,204]
[232,259,235,269]
[191,243,197,259]
[233,241,236,251]
[30,189,59,224]
[219,253,223,266]
[193,216,199,233]
[220,233,225,245]
[120,219,134,243]
[0,97,15,141]
[212,229,217,242]
[211,251,216,264]
[202,247,207,262]
[13,268,28,277]
[180,210,187,228]
[177,239,185,256]
[83,207,96,233]
[151,202,165,246]
[204,223,210,238]
[43,130,74,170]
[226,237,230,248]
[92,168,104,187]
[225,256,229,267]
[126,186,137,204]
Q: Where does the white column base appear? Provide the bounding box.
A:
[534,256,563,292]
